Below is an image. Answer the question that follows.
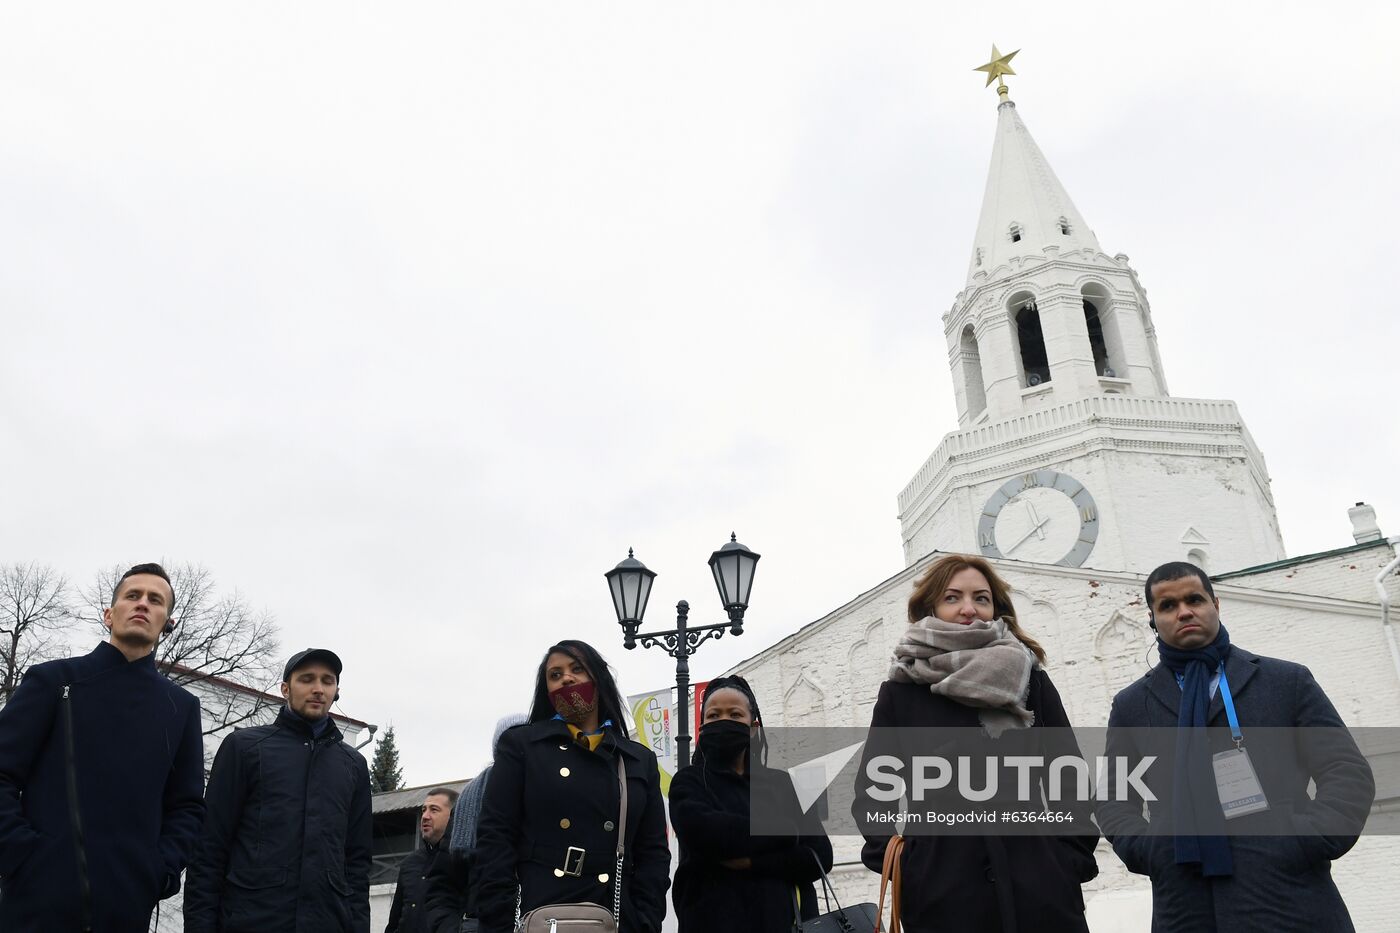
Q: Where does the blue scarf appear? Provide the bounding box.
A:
[1156,626,1233,877]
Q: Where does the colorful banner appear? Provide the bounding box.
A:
[629,689,675,795]
[628,680,715,796]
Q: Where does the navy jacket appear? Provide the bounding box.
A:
[183,705,373,933]
[0,641,205,933]
[1098,648,1374,933]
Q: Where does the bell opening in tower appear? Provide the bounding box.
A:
[1013,300,1051,387]
[1083,299,1111,377]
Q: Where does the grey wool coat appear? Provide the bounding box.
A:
[1097,647,1375,933]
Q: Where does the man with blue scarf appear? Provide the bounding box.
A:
[1098,562,1374,932]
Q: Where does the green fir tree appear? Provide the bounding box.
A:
[369,724,405,792]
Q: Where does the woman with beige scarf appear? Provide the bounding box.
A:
[856,554,1098,933]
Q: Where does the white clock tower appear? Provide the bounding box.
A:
[898,58,1285,575]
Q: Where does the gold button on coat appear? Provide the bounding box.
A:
[559,767,570,777]
[598,873,610,883]
[560,818,571,829]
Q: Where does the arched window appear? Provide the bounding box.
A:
[1187,548,1209,572]
[1058,216,1071,235]
[975,247,984,267]
[1083,299,1111,376]
[1009,223,1023,243]
[1012,298,1050,386]
[1081,283,1124,379]
[960,325,987,416]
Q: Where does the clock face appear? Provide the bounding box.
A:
[977,469,1099,567]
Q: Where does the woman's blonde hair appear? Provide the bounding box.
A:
[907,553,1047,664]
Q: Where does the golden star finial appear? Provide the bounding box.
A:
[974,45,1019,99]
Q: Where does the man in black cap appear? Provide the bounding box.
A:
[184,648,372,933]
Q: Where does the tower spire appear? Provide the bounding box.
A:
[965,50,1101,286]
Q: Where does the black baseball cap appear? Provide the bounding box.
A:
[283,648,343,683]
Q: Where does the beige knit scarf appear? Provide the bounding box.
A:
[888,616,1037,737]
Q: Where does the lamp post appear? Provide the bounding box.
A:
[605,534,760,769]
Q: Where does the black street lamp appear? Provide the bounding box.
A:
[605,534,760,769]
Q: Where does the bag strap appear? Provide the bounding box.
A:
[612,755,627,923]
[875,835,904,933]
[805,846,839,915]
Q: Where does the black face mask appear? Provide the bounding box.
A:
[697,718,753,766]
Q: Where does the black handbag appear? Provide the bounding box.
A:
[792,849,879,933]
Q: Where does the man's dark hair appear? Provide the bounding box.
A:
[1144,561,1215,607]
[111,562,176,610]
[528,639,629,737]
[425,787,459,807]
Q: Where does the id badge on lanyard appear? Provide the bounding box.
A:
[1211,670,1269,819]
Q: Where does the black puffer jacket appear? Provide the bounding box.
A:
[474,720,671,933]
[424,847,476,933]
[386,839,444,933]
[183,706,373,933]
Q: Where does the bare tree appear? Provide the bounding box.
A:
[0,563,73,702]
[82,563,282,735]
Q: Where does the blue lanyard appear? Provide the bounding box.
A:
[1218,669,1243,748]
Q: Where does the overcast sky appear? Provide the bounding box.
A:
[3,2,1396,785]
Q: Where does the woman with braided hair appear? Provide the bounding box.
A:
[669,676,833,932]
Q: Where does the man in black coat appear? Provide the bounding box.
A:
[184,647,373,933]
[0,562,206,933]
[1098,562,1375,932]
[385,786,457,933]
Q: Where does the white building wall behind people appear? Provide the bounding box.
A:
[724,70,1400,931]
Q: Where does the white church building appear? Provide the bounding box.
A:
[723,76,1400,931]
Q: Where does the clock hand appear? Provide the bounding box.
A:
[1007,517,1050,554]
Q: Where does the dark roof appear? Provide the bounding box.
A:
[1213,538,1393,581]
[160,661,372,729]
[373,779,471,815]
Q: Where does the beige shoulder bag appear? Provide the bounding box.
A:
[516,756,628,933]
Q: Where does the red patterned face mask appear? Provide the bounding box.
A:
[549,681,597,722]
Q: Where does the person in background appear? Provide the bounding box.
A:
[473,640,671,933]
[386,786,459,933]
[0,562,205,933]
[425,714,529,933]
[184,648,373,933]
[669,675,834,932]
[854,553,1098,933]
[1098,561,1374,932]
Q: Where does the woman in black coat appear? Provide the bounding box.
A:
[473,640,671,933]
[855,554,1098,933]
[670,677,834,933]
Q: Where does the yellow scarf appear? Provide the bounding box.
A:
[566,723,604,751]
